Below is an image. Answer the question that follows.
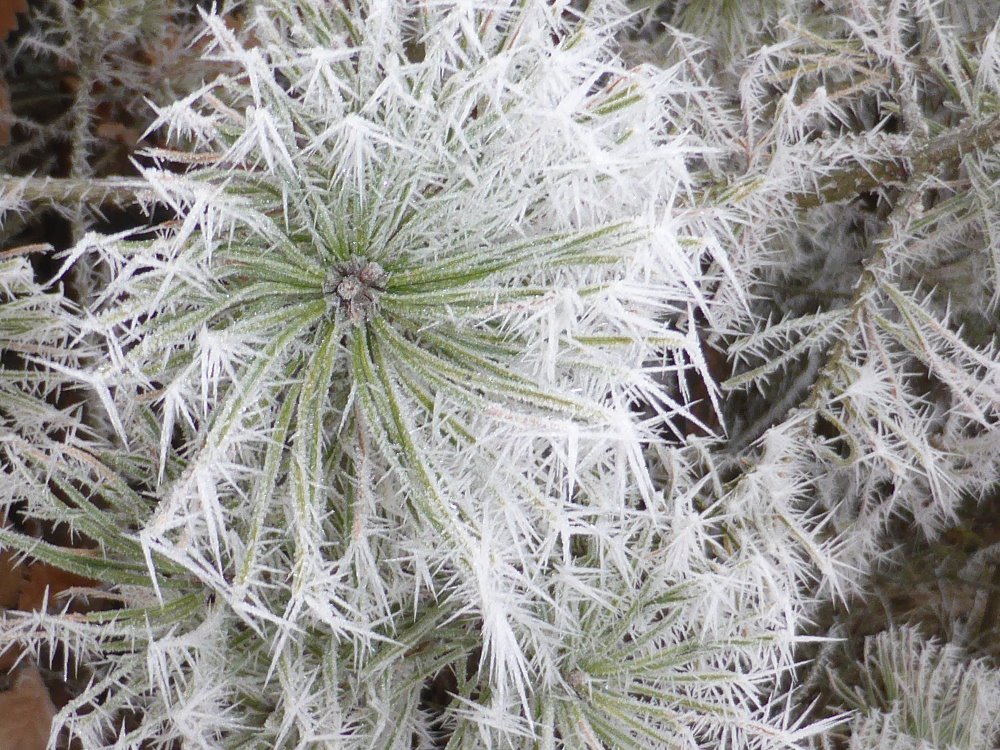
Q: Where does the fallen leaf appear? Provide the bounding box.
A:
[0,645,24,675]
[17,561,99,613]
[0,662,56,750]
[95,120,140,148]
[0,549,25,609]
[0,512,26,608]
[0,0,28,42]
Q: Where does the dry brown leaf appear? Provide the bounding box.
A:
[0,645,24,676]
[0,512,26,609]
[95,120,140,148]
[0,0,28,42]
[17,562,98,613]
[0,550,25,609]
[0,662,57,750]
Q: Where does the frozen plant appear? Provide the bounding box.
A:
[0,246,83,450]
[2,0,1000,748]
[819,626,1000,750]
[0,0,248,333]
[708,0,1000,578]
[3,0,844,746]
[0,243,95,529]
[0,0,232,180]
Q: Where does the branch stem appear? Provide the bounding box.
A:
[1,175,152,210]
[794,115,1000,209]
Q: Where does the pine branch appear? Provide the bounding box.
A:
[794,114,1000,209]
[0,174,151,211]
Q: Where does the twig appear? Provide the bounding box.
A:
[793,115,1000,209]
[1,175,153,210]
